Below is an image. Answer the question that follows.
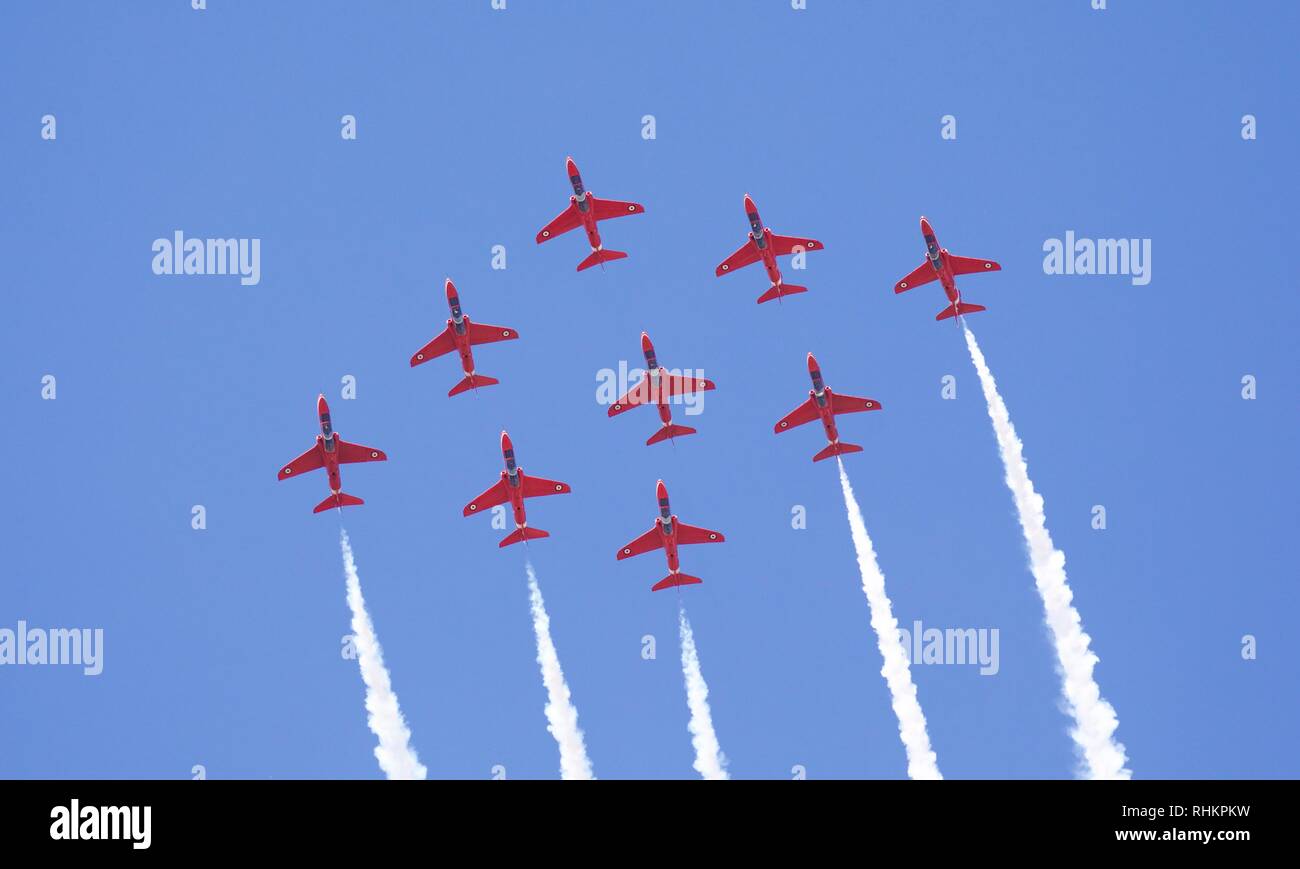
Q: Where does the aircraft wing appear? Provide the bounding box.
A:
[895,261,939,293]
[946,253,1001,277]
[616,525,664,560]
[675,522,725,545]
[608,374,714,416]
[830,393,882,415]
[521,473,572,499]
[277,444,323,480]
[465,321,519,346]
[337,440,387,465]
[592,196,646,221]
[769,234,822,257]
[410,327,456,366]
[608,379,652,417]
[536,203,582,243]
[663,373,716,396]
[774,397,820,433]
[463,478,509,516]
[715,239,760,276]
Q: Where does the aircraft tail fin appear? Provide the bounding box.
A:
[578,248,628,271]
[313,492,365,513]
[647,424,697,445]
[449,373,500,397]
[813,441,863,463]
[500,526,549,548]
[757,283,808,304]
[652,573,703,592]
[936,301,986,321]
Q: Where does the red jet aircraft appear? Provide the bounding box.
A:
[463,432,572,547]
[277,395,387,513]
[616,481,725,592]
[608,332,716,445]
[894,216,1001,321]
[774,354,881,462]
[715,194,823,304]
[410,278,519,396]
[535,157,645,271]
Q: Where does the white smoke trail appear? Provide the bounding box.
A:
[339,529,427,780]
[524,561,595,780]
[677,603,729,780]
[837,460,943,780]
[963,325,1130,780]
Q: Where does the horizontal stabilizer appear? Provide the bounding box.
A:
[936,302,986,321]
[313,492,365,513]
[757,283,808,305]
[813,442,862,463]
[500,526,549,548]
[652,573,703,592]
[578,248,628,272]
[449,373,500,397]
[646,423,697,445]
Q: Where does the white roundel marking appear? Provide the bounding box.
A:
[900,281,908,289]
[284,468,292,474]
[613,404,622,411]
[554,484,563,491]
[708,534,717,540]
[721,264,729,271]
[628,205,636,211]
[417,353,424,360]
[469,504,477,511]
[780,421,788,428]
[370,452,379,458]
[623,548,631,555]
[984,262,992,268]
[542,230,550,237]
[502,330,511,337]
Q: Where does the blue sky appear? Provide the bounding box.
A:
[1,1,1295,779]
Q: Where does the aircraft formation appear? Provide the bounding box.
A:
[277,157,1002,590]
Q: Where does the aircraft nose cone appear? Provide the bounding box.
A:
[445,278,456,299]
[566,157,578,176]
[641,332,654,353]
[743,194,756,212]
[656,480,668,501]
[500,431,513,452]
[920,216,933,234]
[806,353,818,372]
[317,394,329,414]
